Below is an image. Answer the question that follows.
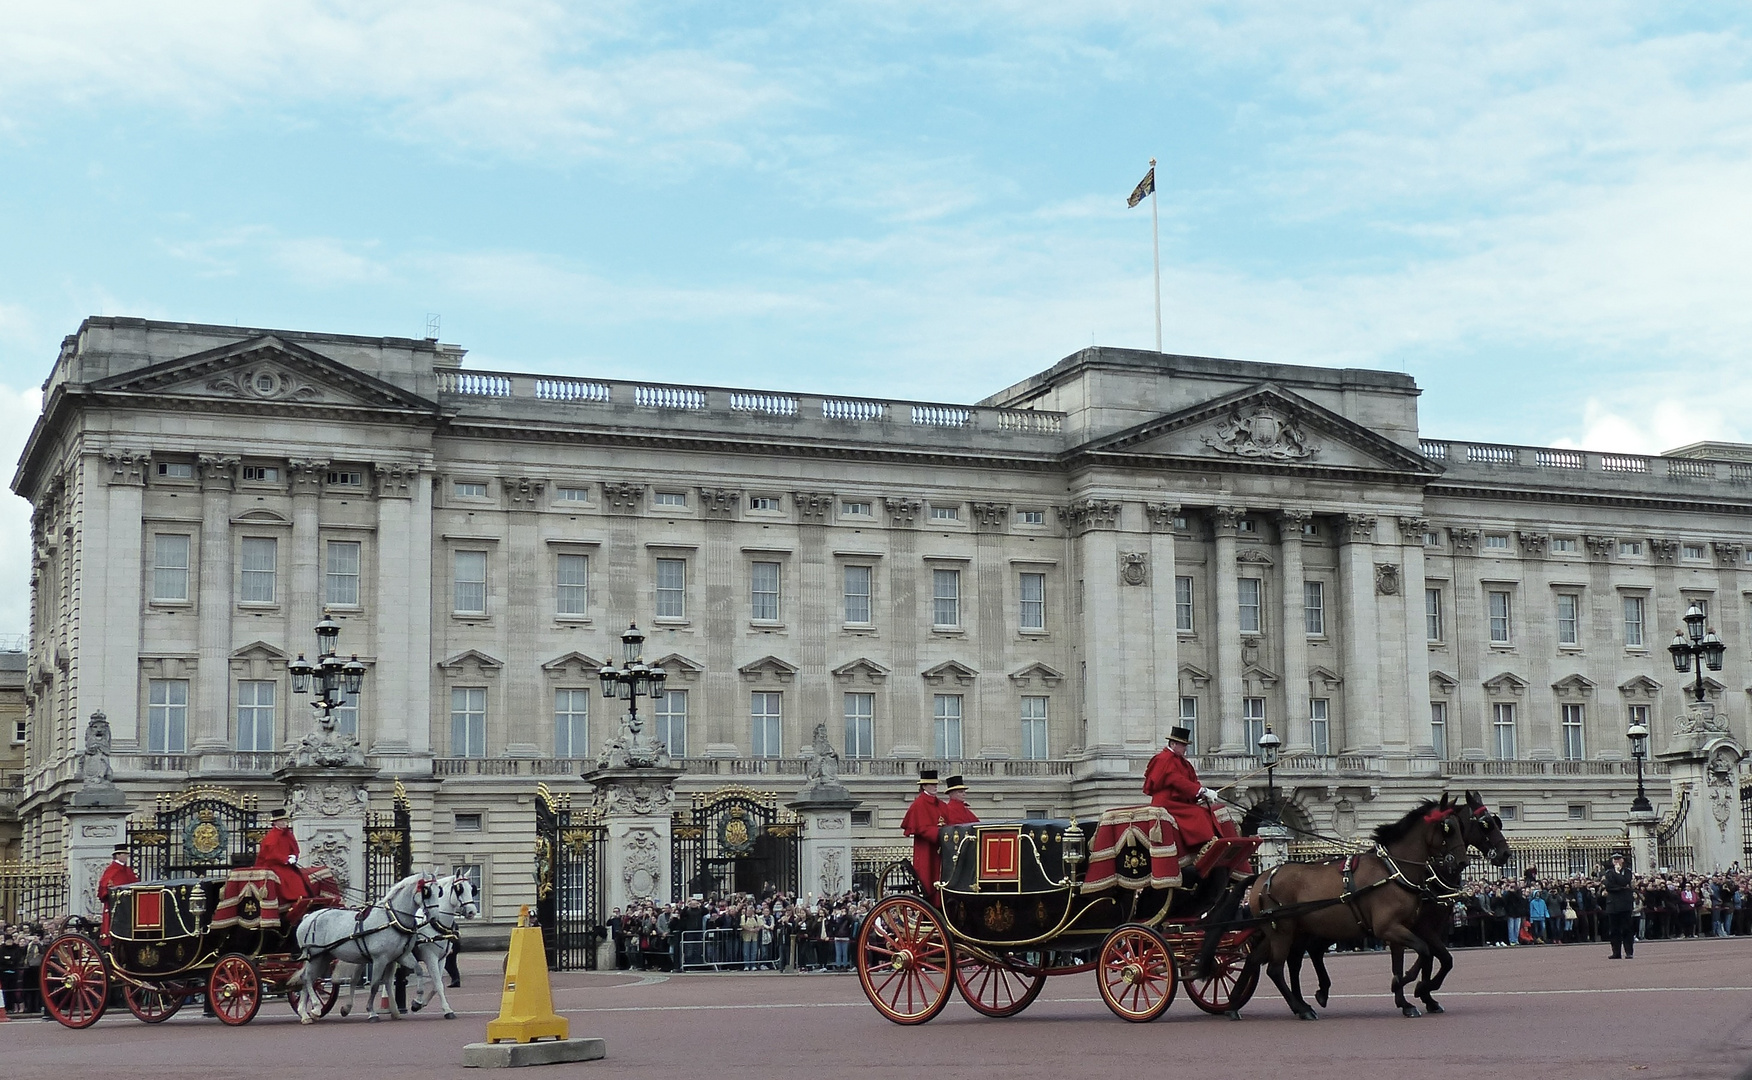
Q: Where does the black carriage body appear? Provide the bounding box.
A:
[938,820,1173,947]
[105,877,295,978]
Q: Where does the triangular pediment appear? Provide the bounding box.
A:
[1309,665,1344,691]
[91,335,439,414]
[738,655,798,682]
[1551,673,1597,697]
[1430,670,1459,695]
[1178,663,1211,692]
[1007,661,1065,687]
[230,640,288,661]
[832,657,891,682]
[1242,663,1280,690]
[653,652,705,674]
[541,651,606,674]
[1619,675,1662,697]
[1076,383,1439,475]
[921,660,979,686]
[1482,671,1528,696]
[438,648,503,671]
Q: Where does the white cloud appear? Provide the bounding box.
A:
[0,383,42,639]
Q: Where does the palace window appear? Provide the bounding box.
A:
[656,690,688,758]
[556,553,589,615]
[1430,702,1448,759]
[844,693,875,759]
[1303,581,1325,636]
[843,565,873,624]
[454,551,487,615]
[751,692,783,758]
[554,688,589,758]
[1021,696,1049,760]
[1238,577,1263,634]
[1492,702,1517,760]
[451,687,487,758]
[1561,703,1585,761]
[1556,593,1580,646]
[1019,572,1046,631]
[656,558,687,619]
[152,534,191,602]
[240,537,277,604]
[1175,576,1195,632]
[325,540,361,607]
[932,569,961,628]
[1487,590,1512,644]
[933,694,964,759]
[751,561,781,622]
[147,679,188,753]
[236,680,275,752]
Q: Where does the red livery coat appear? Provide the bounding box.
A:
[97,860,139,938]
[1142,748,1227,849]
[901,791,945,897]
[939,797,979,826]
[255,824,309,903]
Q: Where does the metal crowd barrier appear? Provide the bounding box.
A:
[678,927,785,971]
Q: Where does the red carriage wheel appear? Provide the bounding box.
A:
[39,933,110,1029]
[1097,925,1177,1023]
[954,953,1047,1018]
[855,894,955,1025]
[1182,933,1259,1015]
[288,976,339,1019]
[123,981,185,1023]
[208,953,262,1026]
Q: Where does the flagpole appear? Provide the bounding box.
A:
[1149,157,1161,353]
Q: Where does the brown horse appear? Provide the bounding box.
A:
[1242,793,1470,1019]
[1289,790,1513,1015]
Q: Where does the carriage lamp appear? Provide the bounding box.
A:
[1627,720,1652,814]
[1062,820,1086,868]
[1668,604,1727,702]
[1258,725,1282,826]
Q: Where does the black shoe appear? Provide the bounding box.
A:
[1608,954,1621,959]
[448,980,461,988]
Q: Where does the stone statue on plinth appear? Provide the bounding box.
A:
[597,705,671,770]
[73,711,126,807]
[796,722,850,804]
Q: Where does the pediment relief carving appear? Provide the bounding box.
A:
[1178,663,1211,692]
[230,640,289,662]
[1309,665,1344,693]
[90,336,437,413]
[1551,673,1596,698]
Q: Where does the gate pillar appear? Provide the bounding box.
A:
[789,723,860,898]
[277,764,377,899]
[1657,701,1745,873]
[66,713,131,916]
[585,766,681,914]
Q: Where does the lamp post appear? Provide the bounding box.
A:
[597,623,668,745]
[1258,724,1282,826]
[1667,603,1726,703]
[1626,718,1652,815]
[288,612,367,727]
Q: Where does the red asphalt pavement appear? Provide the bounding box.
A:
[6,938,1750,1080]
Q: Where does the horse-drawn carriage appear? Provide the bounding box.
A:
[38,866,346,1028]
[856,791,1511,1025]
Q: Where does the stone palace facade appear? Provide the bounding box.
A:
[11,317,1751,922]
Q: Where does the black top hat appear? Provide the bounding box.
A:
[1166,726,1194,745]
[271,808,292,822]
[112,843,130,856]
[944,775,967,792]
[917,768,939,786]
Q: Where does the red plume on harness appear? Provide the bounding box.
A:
[1472,805,1490,818]
[1423,807,1457,823]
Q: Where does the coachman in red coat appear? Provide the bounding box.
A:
[1143,726,1239,853]
[255,811,309,904]
[97,844,139,938]
[901,769,944,899]
[939,774,980,826]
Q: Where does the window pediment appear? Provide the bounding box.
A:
[921,660,978,686]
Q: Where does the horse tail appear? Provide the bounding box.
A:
[1193,872,1248,978]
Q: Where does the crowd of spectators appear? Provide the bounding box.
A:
[1,917,66,1017]
[604,888,876,973]
[1450,867,1751,947]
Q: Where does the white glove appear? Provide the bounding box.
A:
[1197,787,1217,803]
[287,854,298,866]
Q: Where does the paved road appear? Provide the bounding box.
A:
[7,938,1750,1079]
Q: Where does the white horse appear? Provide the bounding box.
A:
[291,873,427,1023]
[335,875,479,1021]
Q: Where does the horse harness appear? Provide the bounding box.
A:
[1254,844,1444,936]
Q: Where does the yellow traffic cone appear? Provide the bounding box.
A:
[484,905,569,1044]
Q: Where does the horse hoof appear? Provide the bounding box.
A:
[339,1006,351,1017]
[368,1014,380,1023]
[1401,1005,1422,1018]
[1424,1001,1444,1014]
[1224,1010,1243,1021]
[444,1012,456,1020]
[1298,1010,1319,1021]
[299,1015,315,1026]
[1315,990,1329,1008]
[410,1001,423,1013]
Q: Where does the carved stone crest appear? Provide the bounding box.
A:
[1375,563,1401,595]
[623,829,662,901]
[820,849,845,897]
[1120,552,1148,586]
[304,831,352,890]
[602,781,675,817]
[206,366,324,403]
[1204,406,1315,461]
[79,712,114,788]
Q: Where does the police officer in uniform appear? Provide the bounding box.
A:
[1603,852,1636,959]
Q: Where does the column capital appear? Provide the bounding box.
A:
[1060,498,1122,536]
[197,454,240,492]
[102,449,149,486]
[1274,507,1312,530]
[1212,505,1246,532]
[1395,516,1430,543]
[1342,513,1378,543]
[503,474,545,506]
[288,459,331,490]
[1143,502,1181,532]
[375,462,422,499]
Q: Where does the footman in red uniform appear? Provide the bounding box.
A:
[939,774,979,826]
[255,809,309,904]
[1143,726,1232,848]
[97,844,138,938]
[901,769,944,900]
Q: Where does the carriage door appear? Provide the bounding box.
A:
[534,783,607,971]
[669,787,801,901]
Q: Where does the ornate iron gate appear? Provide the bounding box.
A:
[366,780,413,901]
[1656,786,1694,872]
[127,786,263,880]
[1742,783,1752,864]
[670,786,801,902]
[534,783,607,970]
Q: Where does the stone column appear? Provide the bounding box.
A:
[1656,702,1746,873]
[1211,506,1245,753]
[1067,498,1126,760]
[96,451,146,745]
[287,460,325,640]
[279,764,377,898]
[1275,510,1311,754]
[1394,516,1433,757]
[192,455,240,755]
[1145,504,1181,748]
[370,463,421,756]
[1338,514,1382,753]
[504,477,545,757]
[587,766,683,912]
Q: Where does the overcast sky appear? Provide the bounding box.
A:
[2,2,1750,638]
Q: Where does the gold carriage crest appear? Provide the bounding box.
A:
[183,808,228,862]
[982,901,1015,933]
[1118,844,1151,880]
[136,944,160,968]
[717,806,757,856]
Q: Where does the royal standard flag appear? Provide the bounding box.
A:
[1126,166,1156,208]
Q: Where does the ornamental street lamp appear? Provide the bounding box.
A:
[288,611,366,727]
[597,623,668,744]
[1626,717,1652,815]
[1258,724,1282,826]
[1667,603,1726,703]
